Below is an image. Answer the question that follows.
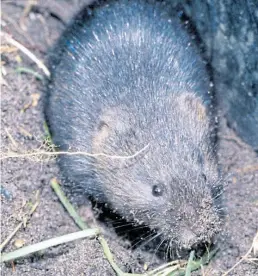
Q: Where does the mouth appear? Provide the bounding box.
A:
[187,238,219,260]
[154,234,218,260]
[178,222,221,252]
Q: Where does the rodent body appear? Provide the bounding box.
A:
[45,0,223,251]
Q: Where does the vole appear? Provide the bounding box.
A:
[45,0,224,253]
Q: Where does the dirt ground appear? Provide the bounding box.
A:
[1,1,258,275]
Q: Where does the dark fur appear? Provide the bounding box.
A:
[45,0,223,250]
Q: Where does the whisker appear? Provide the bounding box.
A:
[130,231,155,250]
[165,240,170,261]
[134,232,161,250]
[151,237,166,264]
[113,222,135,229]
[169,244,173,260]
[116,225,149,235]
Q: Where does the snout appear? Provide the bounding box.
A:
[178,211,222,249]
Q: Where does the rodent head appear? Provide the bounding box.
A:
[92,93,223,250]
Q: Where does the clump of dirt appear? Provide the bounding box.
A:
[1,1,257,275]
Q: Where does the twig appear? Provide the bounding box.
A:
[0,144,150,161]
[0,192,40,252]
[19,127,33,139]
[0,45,17,54]
[222,231,258,276]
[235,164,258,175]
[0,229,99,262]
[20,0,37,31]
[147,262,177,275]
[4,127,18,148]
[0,222,24,252]
[147,260,182,276]
[16,66,43,80]
[0,31,50,77]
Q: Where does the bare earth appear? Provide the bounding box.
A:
[1,1,258,275]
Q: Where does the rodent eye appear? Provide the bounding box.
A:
[201,173,207,181]
[152,184,164,197]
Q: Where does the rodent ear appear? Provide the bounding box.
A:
[99,107,131,133]
[176,93,207,121]
[93,106,131,150]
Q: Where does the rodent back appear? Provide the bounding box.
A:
[46,0,211,153]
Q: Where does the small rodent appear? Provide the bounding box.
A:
[45,0,224,251]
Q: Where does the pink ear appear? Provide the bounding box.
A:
[176,93,207,121]
[92,106,131,151]
[93,119,110,151]
[99,106,131,133]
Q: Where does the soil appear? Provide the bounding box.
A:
[1,1,258,275]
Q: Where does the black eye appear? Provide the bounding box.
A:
[201,173,207,181]
[152,184,164,197]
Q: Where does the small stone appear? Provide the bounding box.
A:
[14,239,25,248]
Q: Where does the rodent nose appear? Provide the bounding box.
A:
[182,204,196,219]
[179,228,197,249]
